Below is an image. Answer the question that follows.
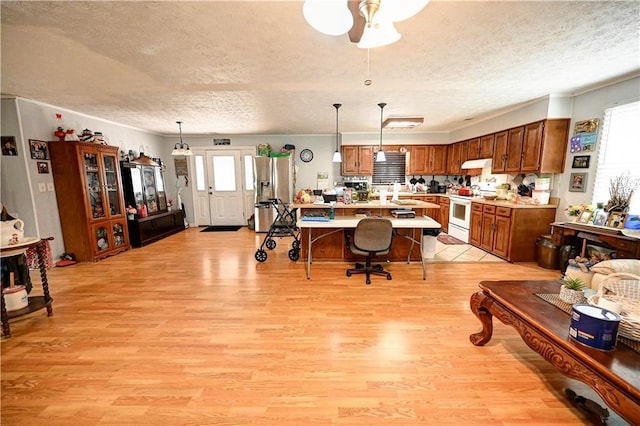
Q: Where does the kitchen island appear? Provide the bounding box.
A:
[293,200,441,280]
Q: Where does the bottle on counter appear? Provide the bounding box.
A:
[329,201,335,220]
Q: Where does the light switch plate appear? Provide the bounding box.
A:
[47,182,55,191]
[38,183,46,192]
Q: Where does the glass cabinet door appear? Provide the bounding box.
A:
[130,167,144,208]
[154,166,167,210]
[93,224,110,252]
[143,166,158,213]
[112,221,127,247]
[84,152,105,219]
[102,153,122,216]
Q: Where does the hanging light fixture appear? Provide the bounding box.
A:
[376,102,386,162]
[332,103,343,163]
[171,121,194,156]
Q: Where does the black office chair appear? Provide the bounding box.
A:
[345,217,393,285]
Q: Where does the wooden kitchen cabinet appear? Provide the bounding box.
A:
[491,131,509,173]
[49,141,130,262]
[468,134,494,160]
[342,146,374,175]
[470,203,483,246]
[408,145,429,174]
[470,201,556,262]
[447,141,469,175]
[504,127,525,173]
[521,119,570,173]
[429,145,448,174]
[439,196,450,233]
[492,119,570,174]
[408,145,447,175]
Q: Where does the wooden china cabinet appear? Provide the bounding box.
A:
[49,141,130,262]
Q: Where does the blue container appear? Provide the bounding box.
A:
[569,304,621,351]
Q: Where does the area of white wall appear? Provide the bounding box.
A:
[2,97,166,258]
[1,98,37,237]
[556,76,640,220]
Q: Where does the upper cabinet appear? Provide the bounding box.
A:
[468,135,494,160]
[408,145,447,175]
[49,142,129,262]
[447,140,469,175]
[342,146,374,175]
[491,119,570,174]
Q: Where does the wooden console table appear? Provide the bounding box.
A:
[550,221,640,259]
[1,238,54,338]
[469,280,639,424]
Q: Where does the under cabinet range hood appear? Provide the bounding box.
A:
[461,158,492,169]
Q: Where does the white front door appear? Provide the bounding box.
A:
[206,150,245,226]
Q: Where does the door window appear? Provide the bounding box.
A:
[213,155,236,191]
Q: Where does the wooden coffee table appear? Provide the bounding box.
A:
[469,280,639,424]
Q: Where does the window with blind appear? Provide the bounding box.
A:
[372,152,407,184]
[592,100,640,213]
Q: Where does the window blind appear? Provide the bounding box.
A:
[592,100,640,213]
[372,152,406,184]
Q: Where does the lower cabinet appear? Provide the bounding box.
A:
[470,202,556,262]
[439,196,449,233]
[128,210,186,247]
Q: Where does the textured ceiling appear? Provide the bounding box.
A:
[1,1,639,136]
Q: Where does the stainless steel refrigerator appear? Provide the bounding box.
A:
[253,155,294,232]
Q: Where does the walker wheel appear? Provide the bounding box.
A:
[255,250,267,262]
[288,248,300,261]
[386,274,392,280]
[346,271,352,277]
[292,240,300,249]
[266,239,276,250]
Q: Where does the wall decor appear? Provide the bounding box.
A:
[37,161,49,174]
[577,210,593,224]
[213,138,230,145]
[569,172,587,192]
[572,155,590,169]
[1,136,18,156]
[174,157,188,177]
[29,139,49,160]
[607,212,628,229]
[569,118,599,153]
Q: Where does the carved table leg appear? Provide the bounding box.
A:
[469,290,494,346]
[36,240,53,317]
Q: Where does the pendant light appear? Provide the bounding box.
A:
[376,102,386,162]
[171,121,194,156]
[332,103,343,163]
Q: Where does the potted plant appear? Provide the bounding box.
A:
[559,277,586,304]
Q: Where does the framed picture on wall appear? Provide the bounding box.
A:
[569,172,587,192]
[607,212,628,229]
[29,139,49,160]
[572,155,590,169]
[37,161,49,174]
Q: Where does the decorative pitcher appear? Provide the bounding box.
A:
[1,218,25,246]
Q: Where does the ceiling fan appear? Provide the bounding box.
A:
[303,0,430,48]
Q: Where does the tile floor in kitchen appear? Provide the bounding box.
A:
[428,238,506,263]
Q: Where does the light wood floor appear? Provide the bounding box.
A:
[1,227,626,425]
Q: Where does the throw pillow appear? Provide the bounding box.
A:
[590,259,640,275]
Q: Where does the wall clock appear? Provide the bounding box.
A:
[300,149,313,162]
